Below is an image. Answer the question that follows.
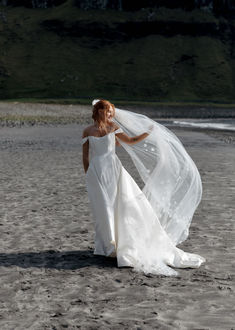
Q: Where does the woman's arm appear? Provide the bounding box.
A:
[82,128,90,173]
[116,126,153,145]
[115,136,121,146]
[82,140,89,173]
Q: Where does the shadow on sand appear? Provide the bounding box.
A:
[0,250,118,270]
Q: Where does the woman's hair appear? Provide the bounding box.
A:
[92,99,115,133]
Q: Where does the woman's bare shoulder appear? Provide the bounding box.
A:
[111,122,120,130]
[82,125,95,138]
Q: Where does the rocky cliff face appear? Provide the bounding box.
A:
[75,0,235,12]
[0,0,66,7]
[41,18,232,41]
[1,0,235,12]
[1,2,235,101]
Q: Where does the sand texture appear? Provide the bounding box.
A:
[0,124,234,329]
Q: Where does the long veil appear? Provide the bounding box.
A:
[92,100,202,246]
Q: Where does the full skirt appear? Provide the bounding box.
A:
[86,153,205,276]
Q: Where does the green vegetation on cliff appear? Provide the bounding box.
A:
[0,1,235,102]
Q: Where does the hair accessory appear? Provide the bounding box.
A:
[92,99,100,106]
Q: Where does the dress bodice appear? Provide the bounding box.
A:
[82,128,123,161]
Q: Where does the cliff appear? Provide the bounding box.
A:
[0,0,235,102]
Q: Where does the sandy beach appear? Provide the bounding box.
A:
[0,105,234,329]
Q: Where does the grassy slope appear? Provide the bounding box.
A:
[0,1,235,103]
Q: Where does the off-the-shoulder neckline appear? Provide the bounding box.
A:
[83,128,122,140]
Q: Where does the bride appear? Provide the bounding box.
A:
[82,99,205,276]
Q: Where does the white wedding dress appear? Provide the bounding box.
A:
[82,127,205,276]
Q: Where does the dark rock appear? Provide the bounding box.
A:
[1,0,235,14]
[74,0,235,13]
[75,0,122,10]
[41,18,230,43]
[1,0,66,8]
[74,0,195,11]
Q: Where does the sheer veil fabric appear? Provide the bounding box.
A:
[92,99,202,246]
[90,99,205,275]
[114,108,203,246]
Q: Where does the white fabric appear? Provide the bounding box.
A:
[91,100,203,246]
[82,136,88,144]
[84,128,205,276]
[113,107,203,246]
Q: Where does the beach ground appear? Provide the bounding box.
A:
[0,106,234,329]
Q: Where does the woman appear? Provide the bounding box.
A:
[82,99,205,276]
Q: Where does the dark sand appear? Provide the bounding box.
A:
[0,112,234,329]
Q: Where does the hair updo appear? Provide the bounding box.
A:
[92,99,115,133]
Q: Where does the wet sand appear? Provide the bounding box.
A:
[0,122,234,329]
